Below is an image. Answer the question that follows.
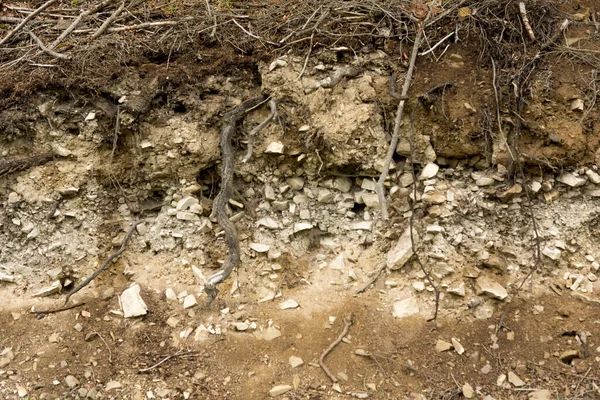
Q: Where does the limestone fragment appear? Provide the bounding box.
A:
[462,383,474,399]
[279,299,299,310]
[508,371,525,387]
[32,280,62,297]
[250,243,270,253]
[289,356,304,368]
[435,339,453,352]
[268,385,292,397]
[183,294,197,309]
[474,276,508,300]
[392,297,420,318]
[121,284,148,318]
[557,173,586,187]
[266,142,285,154]
[419,163,439,180]
[387,228,417,270]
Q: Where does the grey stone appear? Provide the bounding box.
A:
[474,276,508,300]
[387,228,417,270]
[586,169,600,184]
[268,385,292,397]
[419,163,439,180]
[392,297,420,318]
[557,173,586,187]
[287,177,305,190]
[65,375,79,388]
[289,356,304,368]
[176,196,199,211]
[542,246,561,260]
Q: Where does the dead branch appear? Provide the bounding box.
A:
[408,113,439,321]
[242,99,277,163]
[0,0,58,47]
[377,20,426,221]
[138,350,199,373]
[64,220,142,305]
[93,330,113,363]
[319,315,354,383]
[49,0,114,49]
[518,2,535,41]
[0,153,55,178]
[303,67,361,94]
[27,30,70,59]
[107,16,196,33]
[91,1,125,39]
[30,302,86,318]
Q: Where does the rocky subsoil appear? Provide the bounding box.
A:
[2,4,600,399]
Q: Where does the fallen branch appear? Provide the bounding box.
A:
[242,99,277,163]
[138,350,199,373]
[204,95,267,304]
[64,220,142,305]
[408,112,439,321]
[49,0,114,49]
[0,153,55,178]
[319,315,354,383]
[0,0,58,47]
[27,30,70,59]
[31,302,86,319]
[107,17,196,33]
[91,1,125,39]
[376,20,426,220]
[518,2,535,41]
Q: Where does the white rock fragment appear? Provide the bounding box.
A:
[419,163,439,180]
[17,385,28,397]
[392,297,420,318]
[293,222,313,233]
[451,338,465,354]
[474,276,508,300]
[387,228,418,270]
[121,284,148,318]
[361,193,380,208]
[257,217,279,229]
[289,356,304,368]
[531,181,542,193]
[508,371,525,387]
[85,112,96,121]
[279,299,299,310]
[462,383,474,399]
[557,173,586,187]
[287,177,305,190]
[436,339,453,352]
[106,381,122,391]
[176,196,198,211]
[250,243,270,253]
[542,246,561,260]
[0,271,15,283]
[165,288,177,301]
[32,280,62,297]
[183,294,197,309]
[265,142,285,154]
[351,221,372,231]
[476,176,495,187]
[412,282,425,292]
[586,169,600,184]
[268,385,292,397]
[51,143,72,157]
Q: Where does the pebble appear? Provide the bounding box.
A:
[474,276,508,300]
[435,339,453,352]
[17,385,27,397]
[165,288,177,301]
[257,218,279,229]
[481,364,493,374]
[557,173,586,187]
[361,193,380,208]
[420,163,439,180]
[268,385,292,397]
[528,390,552,400]
[293,222,313,233]
[265,142,285,154]
[586,169,600,184]
[106,381,122,391]
[287,177,304,190]
[329,253,345,270]
[250,243,270,253]
[387,228,417,270]
[542,246,561,260]
[451,338,465,354]
[65,375,79,388]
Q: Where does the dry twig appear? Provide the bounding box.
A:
[0,0,58,47]
[138,350,199,373]
[376,20,426,220]
[518,2,535,41]
[27,30,70,59]
[31,302,86,318]
[64,220,142,305]
[355,264,386,294]
[91,1,126,39]
[319,315,354,383]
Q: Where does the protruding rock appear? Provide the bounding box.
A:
[542,246,561,260]
[32,280,62,297]
[266,142,285,154]
[121,284,148,318]
[392,297,420,318]
[329,253,345,270]
[586,169,600,184]
[387,228,417,270]
[557,173,586,187]
[462,383,474,399]
[279,299,299,310]
[474,276,508,300]
[294,222,313,233]
[419,163,439,180]
[257,217,279,229]
[287,177,305,190]
[183,294,197,309]
[249,243,270,253]
[451,338,465,354]
[0,271,15,283]
[176,196,198,211]
[435,339,453,352]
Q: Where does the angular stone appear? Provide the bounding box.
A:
[392,297,419,318]
[265,142,285,154]
[557,173,586,187]
[474,276,508,300]
[250,243,270,253]
[351,221,372,231]
[462,383,474,399]
[177,196,199,211]
[387,228,417,270]
[0,271,15,283]
[420,163,439,180]
[508,371,525,387]
[475,176,495,187]
[361,193,380,208]
[165,288,177,301]
[289,356,304,368]
[106,381,122,391]
[293,222,313,233]
[263,327,281,341]
[176,211,199,221]
[447,282,466,297]
[279,299,299,310]
[317,189,334,203]
[422,191,446,204]
[121,284,148,318]
[435,339,453,352]
[183,294,197,309]
[542,246,561,260]
[268,385,292,397]
[257,217,279,229]
[559,349,579,364]
[333,177,352,192]
[65,375,79,388]
[528,390,552,400]
[32,280,62,297]
[451,338,465,354]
